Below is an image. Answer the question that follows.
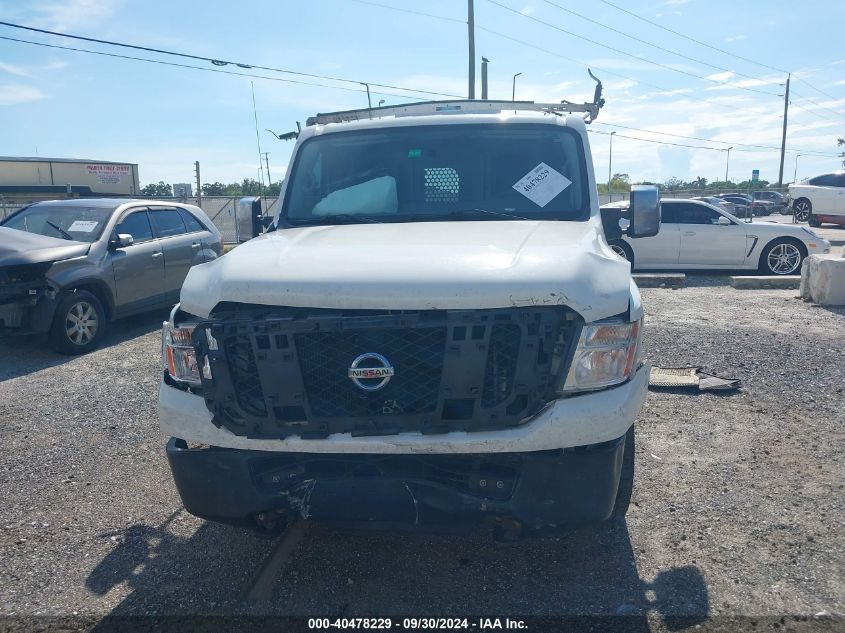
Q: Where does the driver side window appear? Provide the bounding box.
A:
[115,209,153,243]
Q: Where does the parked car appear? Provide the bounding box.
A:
[0,199,222,354]
[715,193,775,216]
[752,190,788,214]
[602,198,830,275]
[788,172,845,226]
[692,196,736,213]
[159,98,661,537]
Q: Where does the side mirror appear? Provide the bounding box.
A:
[717,216,731,226]
[627,185,660,238]
[110,233,134,249]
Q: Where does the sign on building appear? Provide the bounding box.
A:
[86,163,130,185]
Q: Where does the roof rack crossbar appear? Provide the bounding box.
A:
[306,98,601,127]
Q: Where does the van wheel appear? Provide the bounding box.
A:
[48,290,107,355]
[610,426,635,520]
[609,240,634,268]
[793,198,811,222]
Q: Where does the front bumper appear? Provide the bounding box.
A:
[159,363,649,454]
[165,431,629,531]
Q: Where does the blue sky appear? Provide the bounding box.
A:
[1,0,843,188]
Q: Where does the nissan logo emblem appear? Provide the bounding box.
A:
[348,352,395,391]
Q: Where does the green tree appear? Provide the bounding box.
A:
[223,182,243,196]
[663,177,684,191]
[201,182,226,196]
[139,181,172,196]
[240,178,262,196]
[838,137,844,168]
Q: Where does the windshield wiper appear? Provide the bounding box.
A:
[300,214,383,225]
[447,209,534,221]
[45,220,74,240]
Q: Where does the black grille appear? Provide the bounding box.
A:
[195,306,580,439]
[224,335,267,417]
[296,327,447,418]
[482,324,521,407]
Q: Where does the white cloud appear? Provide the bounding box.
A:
[831,79,845,86]
[0,84,47,105]
[520,5,536,15]
[28,0,121,31]
[725,34,746,43]
[706,71,734,82]
[0,62,30,77]
[664,0,690,5]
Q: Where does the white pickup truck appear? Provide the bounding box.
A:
[158,98,661,537]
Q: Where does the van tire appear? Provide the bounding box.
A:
[48,290,107,355]
[610,425,635,520]
[609,240,634,269]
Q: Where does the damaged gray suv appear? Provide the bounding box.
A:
[0,199,222,354]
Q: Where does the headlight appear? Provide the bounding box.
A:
[559,318,642,393]
[162,320,207,386]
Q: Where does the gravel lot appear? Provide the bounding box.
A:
[1,279,843,631]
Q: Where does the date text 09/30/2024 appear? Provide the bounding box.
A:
[308,618,528,630]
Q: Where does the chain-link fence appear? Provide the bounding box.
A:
[0,195,281,243]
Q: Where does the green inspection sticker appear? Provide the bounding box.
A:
[407,149,422,158]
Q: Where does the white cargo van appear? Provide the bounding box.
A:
[158,98,661,537]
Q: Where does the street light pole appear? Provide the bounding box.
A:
[608,131,616,200]
[793,154,801,183]
[724,146,733,183]
[512,72,522,101]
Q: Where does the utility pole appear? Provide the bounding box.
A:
[194,161,201,206]
[512,72,522,101]
[793,154,801,184]
[467,0,475,99]
[481,57,489,99]
[262,152,272,188]
[778,73,790,186]
[608,131,616,201]
[724,147,733,183]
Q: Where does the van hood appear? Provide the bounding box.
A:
[180,220,633,321]
[0,227,90,267]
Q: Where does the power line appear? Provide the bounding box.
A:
[588,128,803,154]
[0,20,461,99]
[0,35,439,101]
[595,0,788,74]
[789,89,845,123]
[793,77,843,104]
[592,122,839,156]
[349,0,464,23]
[485,0,783,97]
[596,0,843,106]
[541,0,776,86]
[347,0,776,118]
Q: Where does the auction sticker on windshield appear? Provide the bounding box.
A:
[512,162,572,208]
[68,220,99,232]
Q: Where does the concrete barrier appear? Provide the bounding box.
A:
[633,273,685,288]
[800,254,845,306]
[730,276,801,289]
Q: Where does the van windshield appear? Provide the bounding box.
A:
[282,123,590,226]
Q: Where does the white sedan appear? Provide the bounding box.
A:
[788,172,845,227]
[603,198,831,275]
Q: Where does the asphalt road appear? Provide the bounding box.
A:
[1,280,843,631]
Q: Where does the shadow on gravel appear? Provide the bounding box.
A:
[85,514,710,631]
[0,309,167,382]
